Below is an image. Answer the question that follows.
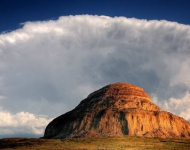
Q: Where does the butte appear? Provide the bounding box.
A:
[44,82,190,139]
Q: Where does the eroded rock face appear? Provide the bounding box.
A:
[44,82,190,139]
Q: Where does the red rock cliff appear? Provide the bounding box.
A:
[44,82,190,139]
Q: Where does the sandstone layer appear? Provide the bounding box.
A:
[44,82,190,139]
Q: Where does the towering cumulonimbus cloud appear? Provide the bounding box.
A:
[0,15,190,137]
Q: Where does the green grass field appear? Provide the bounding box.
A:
[0,136,190,150]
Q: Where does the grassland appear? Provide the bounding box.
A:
[0,136,190,150]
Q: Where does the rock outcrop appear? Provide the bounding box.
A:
[44,82,190,139]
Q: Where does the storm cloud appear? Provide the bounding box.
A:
[0,15,190,137]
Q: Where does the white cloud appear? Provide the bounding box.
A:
[160,91,190,121]
[0,15,190,137]
[0,109,53,137]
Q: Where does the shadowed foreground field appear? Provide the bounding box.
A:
[0,136,190,150]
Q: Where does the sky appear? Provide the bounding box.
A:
[0,0,190,138]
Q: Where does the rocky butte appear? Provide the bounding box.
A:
[44,82,190,139]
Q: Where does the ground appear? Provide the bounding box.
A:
[0,136,190,150]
